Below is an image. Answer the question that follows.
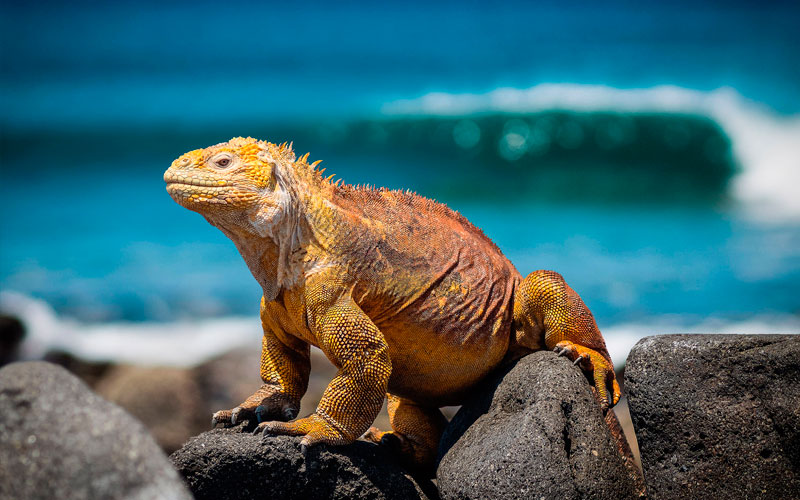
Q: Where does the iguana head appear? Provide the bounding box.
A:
[166,137,329,296]
[165,136,304,234]
[165,136,280,211]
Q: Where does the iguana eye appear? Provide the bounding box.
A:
[211,154,234,169]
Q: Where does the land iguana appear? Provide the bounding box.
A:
[164,137,621,473]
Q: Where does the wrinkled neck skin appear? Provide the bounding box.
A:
[204,166,335,302]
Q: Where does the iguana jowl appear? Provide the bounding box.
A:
[164,137,621,473]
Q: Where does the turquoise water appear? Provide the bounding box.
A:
[0,1,798,358]
[1,113,797,325]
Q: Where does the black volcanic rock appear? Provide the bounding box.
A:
[437,351,643,500]
[626,334,800,499]
[170,430,432,500]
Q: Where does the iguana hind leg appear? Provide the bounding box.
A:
[363,394,447,477]
[513,270,621,409]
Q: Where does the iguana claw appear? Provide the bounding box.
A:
[553,340,621,411]
[230,407,242,425]
[211,409,232,428]
[253,413,350,447]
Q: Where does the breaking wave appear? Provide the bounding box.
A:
[381,84,800,222]
[0,291,260,366]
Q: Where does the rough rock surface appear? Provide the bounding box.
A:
[170,430,433,500]
[437,351,642,500]
[0,361,191,500]
[626,334,800,499]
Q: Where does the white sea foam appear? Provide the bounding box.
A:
[1,291,261,367]
[2,291,797,369]
[383,84,800,223]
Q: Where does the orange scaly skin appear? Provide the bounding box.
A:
[164,137,621,474]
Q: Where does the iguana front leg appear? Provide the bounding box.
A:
[514,270,621,409]
[212,296,310,429]
[254,282,391,450]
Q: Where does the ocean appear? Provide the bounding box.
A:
[1,1,798,367]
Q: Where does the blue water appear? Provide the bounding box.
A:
[1,1,799,335]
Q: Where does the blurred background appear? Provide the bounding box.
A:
[1,0,798,453]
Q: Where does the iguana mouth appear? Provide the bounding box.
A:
[166,181,230,190]
[166,182,231,196]
[165,184,233,207]
[164,173,228,188]
[165,176,233,205]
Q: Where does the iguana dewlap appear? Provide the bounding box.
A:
[164,137,620,473]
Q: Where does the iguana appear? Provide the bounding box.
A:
[164,137,621,473]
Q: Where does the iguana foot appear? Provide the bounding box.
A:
[363,427,411,453]
[211,404,298,429]
[211,407,253,428]
[253,412,353,447]
[363,427,426,467]
[553,340,621,410]
[363,427,411,455]
[211,407,258,431]
[211,384,299,431]
[362,427,439,477]
[362,426,391,444]
[211,408,235,427]
[362,396,445,478]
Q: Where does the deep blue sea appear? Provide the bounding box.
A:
[1,1,798,365]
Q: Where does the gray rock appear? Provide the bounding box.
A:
[625,334,800,499]
[170,429,433,500]
[437,351,642,500]
[0,361,191,500]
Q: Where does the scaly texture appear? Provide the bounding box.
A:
[164,137,620,475]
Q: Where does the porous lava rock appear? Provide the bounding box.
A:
[437,350,643,500]
[626,334,800,499]
[170,430,433,500]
